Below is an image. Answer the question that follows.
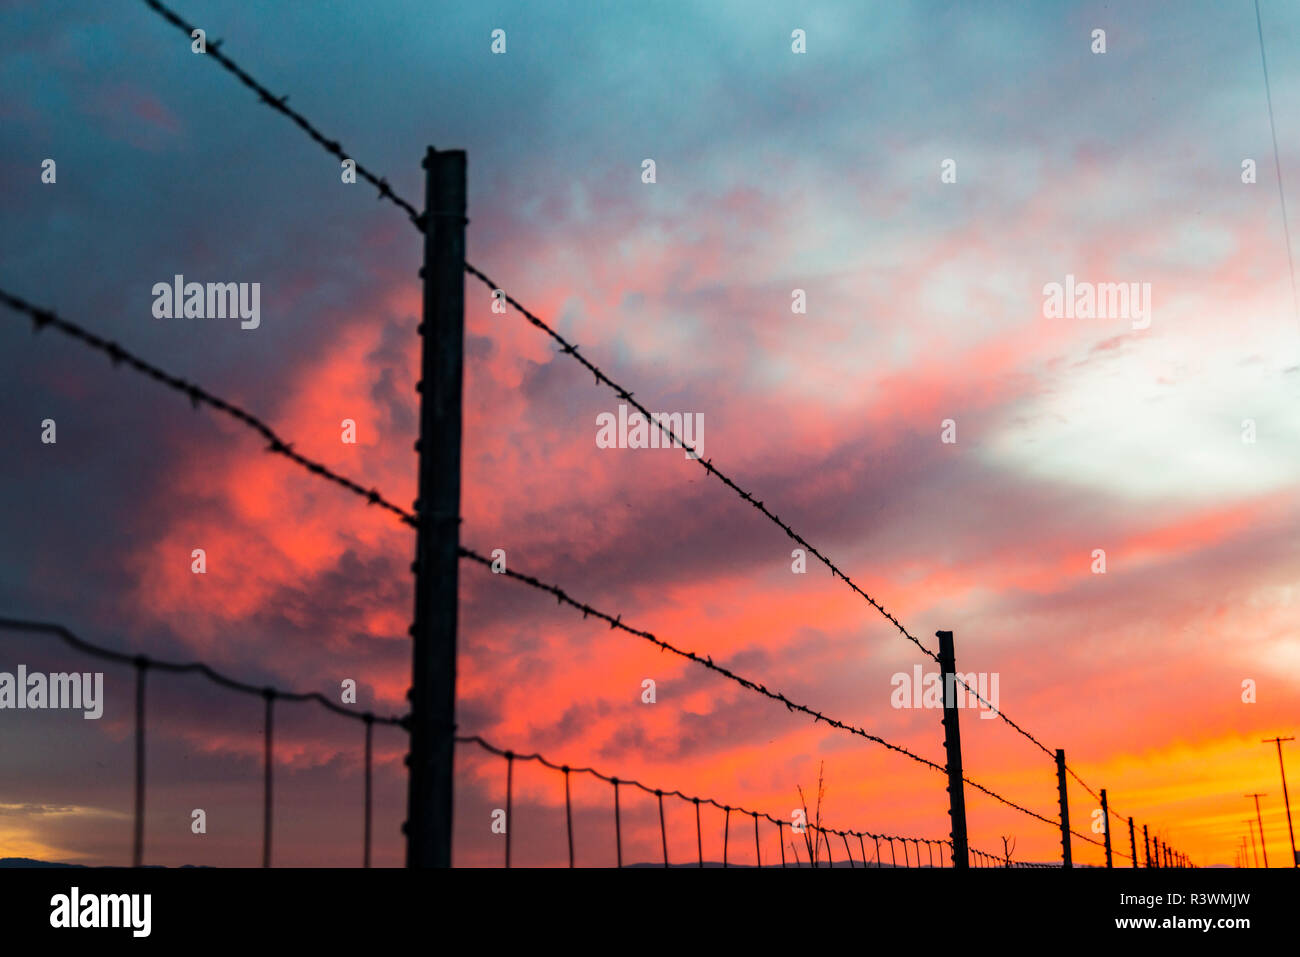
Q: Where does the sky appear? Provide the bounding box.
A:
[0,0,1298,868]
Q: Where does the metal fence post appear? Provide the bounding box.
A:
[1055,749,1072,868]
[1100,788,1112,868]
[936,630,969,869]
[406,147,466,868]
[1127,816,1137,869]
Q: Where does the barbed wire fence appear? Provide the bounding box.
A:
[0,0,1211,868]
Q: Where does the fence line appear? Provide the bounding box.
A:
[139,0,423,229]
[0,289,416,529]
[457,733,1014,868]
[0,617,404,867]
[134,0,1111,803]
[0,286,1061,836]
[0,0,1201,868]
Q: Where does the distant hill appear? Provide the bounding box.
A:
[0,858,86,868]
[0,858,206,868]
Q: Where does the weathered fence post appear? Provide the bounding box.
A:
[1127,816,1137,869]
[1055,749,1072,868]
[1100,788,1113,868]
[406,147,467,868]
[1144,825,1151,867]
[936,630,969,869]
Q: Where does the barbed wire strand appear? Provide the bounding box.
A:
[134,0,1128,829]
[463,264,938,663]
[0,290,417,530]
[92,0,1151,852]
[139,0,423,229]
[456,733,946,866]
[1,245,1125,854]
[0,616,401,867]
[458,546,1073,832]
[0,617,405,726]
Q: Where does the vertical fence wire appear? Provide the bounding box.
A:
[657,790,669,868]
[695,798,703,867]
[363,714,373,868]
[612,777,622,868]
[753,812,761,868]
[778,820,786,868]
[262,689,274,868]
[564,766,574,868]
[505,751,514,869]
[132,657,147,867]
[723,806,730,867]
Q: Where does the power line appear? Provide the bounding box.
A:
[1255,0,1299,320]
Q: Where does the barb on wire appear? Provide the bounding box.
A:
[457,733,941,861]
[462,262,939,663]
[135,0,1118,829]
[137,0,942,669]
[0,290,416,529]
[959,774,1061,830]
[0,617,406,726]
[458,546,944,772]
[139,0,423,229]
[105,0,1144,853]
[1068,826,1109,851]
[464,262,1105,779]
[1066,764,1102,804]
[460,546,1069,833]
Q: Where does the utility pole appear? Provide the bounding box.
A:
[1262,736,1297,867]
[1100,789,1113,868]
[1055,750,1072,868]
[936,631,969,868]
[1246,793,1269,868]
[1246,819,1259,868]
[406,147,467,868]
